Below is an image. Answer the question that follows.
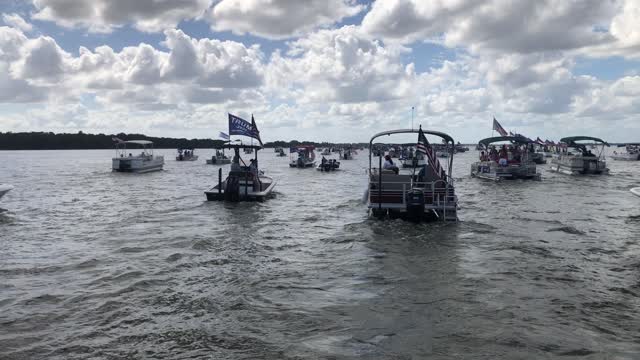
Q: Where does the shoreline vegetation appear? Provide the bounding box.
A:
[0,131,377,150]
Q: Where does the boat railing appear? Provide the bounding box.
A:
[368,177,457,221]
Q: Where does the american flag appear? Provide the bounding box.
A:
[416,126,446,180]
[492,117,508,136]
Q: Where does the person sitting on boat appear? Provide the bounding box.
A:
[585,150,596,157]
[383,155,399,174]
[480,151,489,161]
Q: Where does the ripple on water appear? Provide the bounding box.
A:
[2,150,640,358]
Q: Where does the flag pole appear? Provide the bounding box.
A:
[411,106,414,130]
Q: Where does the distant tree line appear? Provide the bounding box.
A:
[263,140,369,148]
[0,131,225,150]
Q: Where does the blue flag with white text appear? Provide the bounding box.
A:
[228,113,262,145]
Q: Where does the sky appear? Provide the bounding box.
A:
[0,0,639,143]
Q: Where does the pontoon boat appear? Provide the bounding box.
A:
[549,137,609,175]
[367,127,458,222]
[611,144,640,161]
[176,148,198,161]
[112,140,164,173]
[205,144,276,202]
[340,148,353,160]
[207,149,231,165]
[471,136,541,181]
[400,151,427,168]
[275,147,286,157]
[289,146,316,168]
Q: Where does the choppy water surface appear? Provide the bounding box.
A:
[1,149,639,359]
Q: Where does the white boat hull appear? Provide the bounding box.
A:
[112,156,164,173]
[631,188,640,197]
[205,175,276,201]
[549,156,608,175]
[611,154,640,161]
[471,162,541,181]
[206,157,231,165]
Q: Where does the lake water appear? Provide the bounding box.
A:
[1,149,639,359]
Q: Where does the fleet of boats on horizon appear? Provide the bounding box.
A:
[2,117,639,218]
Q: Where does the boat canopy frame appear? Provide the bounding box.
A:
[478,135,534,149]
[368,128,456,179]
[115,140,155,156]
[560,136,609,146]
[560,136,609,156]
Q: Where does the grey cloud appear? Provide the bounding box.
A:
[32,0,212,32]
[210,0,364,39]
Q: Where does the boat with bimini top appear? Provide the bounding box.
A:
[112,139,164,173]
[549,136,609,175]
[471,136,541,181]
[207,148,231,165]
[176,148,198,161]
[611,144,640,161]
[366,126,458,222]
[275,147,286,157]
[289,145,316,168]
[205,144,276,202]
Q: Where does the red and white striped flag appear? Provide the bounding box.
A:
[416,126,446,180]
[492,117,508,136]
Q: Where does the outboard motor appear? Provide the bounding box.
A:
[297,158,305,168]
[405,188,425,222]
[224,175,240,202]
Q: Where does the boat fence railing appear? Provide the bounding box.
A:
[368,178,457,206]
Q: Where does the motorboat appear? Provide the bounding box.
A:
[112,140,164,173]
[207,149,231,165]
[275,147,286,157]
[631,188,640,197]
[400,152,427,168]
[471,136,541,181]
[549,136,609,175]
[0,184,13,200]
[530,151,547,164]
[340,148,353,160]
[454,143,469,153]
[366,126,458,222]
[205,144,276,202]
[436,151,449,158]
[176,148,198,161]
[611,144,640,161]
[244,148,253,155]
[289,145,316,168]
[317,157,340,171]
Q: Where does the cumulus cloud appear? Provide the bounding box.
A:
[2,13,33,32]
[31,0,212,32]
[210,0,364,39]
[0,26,265,110]
[266,26,415,104]
[362,0,616,54]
